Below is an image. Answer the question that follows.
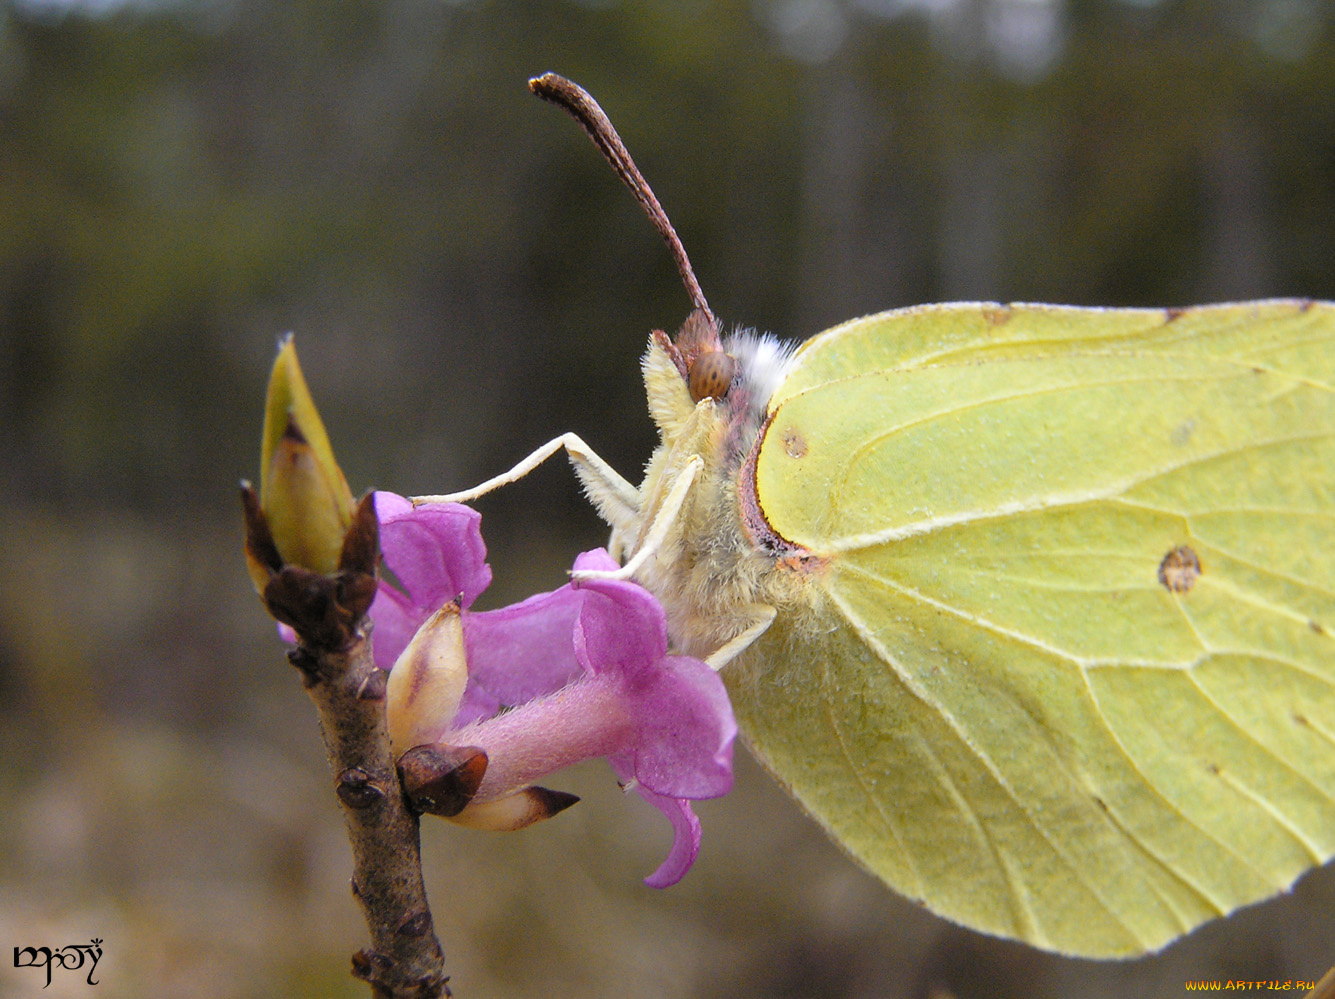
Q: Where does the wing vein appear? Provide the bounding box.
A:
[827,585,1174,946]
[1168,613,1334,862]
[836,562,1282,896]
[816,639,924,897]
[825,430,1335,553]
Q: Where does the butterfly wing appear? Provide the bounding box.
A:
[731,300,1335,956]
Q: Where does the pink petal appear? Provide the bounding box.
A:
[376,493,491,613]
[372,491,414,521]
[571,549,619,574]
[571,576,668,678]
[458,585,586,724]
[631,783,703,889]
[622,655,736,799]
[569,550,735,799]
[368,581,427,670]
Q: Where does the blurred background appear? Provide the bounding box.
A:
[1,0,1334,995]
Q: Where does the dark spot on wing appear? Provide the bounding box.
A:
[740,413,828,566]
[982,305,1011,327]
[1158,545,1201,593]
[1310,619,1326,635]
[1164,307,1186,322]
[782,427,808,459]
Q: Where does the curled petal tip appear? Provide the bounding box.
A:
[639,794,702,889]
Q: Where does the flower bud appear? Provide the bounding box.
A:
[258,336,355,576]
[449,787,580,831]
[386,602,468,758]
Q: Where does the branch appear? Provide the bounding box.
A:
[246,488,451,998]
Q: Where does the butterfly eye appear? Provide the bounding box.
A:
[688,350,736,402]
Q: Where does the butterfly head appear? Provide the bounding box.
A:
[644,315,717,439]
[644,308,797,456]
[670,309,736,403]
[653,309,735,402]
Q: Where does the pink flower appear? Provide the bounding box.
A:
[371,492,735,887]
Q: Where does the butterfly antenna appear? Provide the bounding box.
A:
[529,72,716,330]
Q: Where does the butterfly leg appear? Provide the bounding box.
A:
[704,604,776,670]
[583,397,719,579]
[412,433,642,533]
[572,455,703,582]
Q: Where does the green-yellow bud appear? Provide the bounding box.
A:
[258,337,355,575]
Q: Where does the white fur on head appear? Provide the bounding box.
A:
[641,326,798,460]
[723,329,799,423]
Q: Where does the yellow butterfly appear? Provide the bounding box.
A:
[421,74,1335,958]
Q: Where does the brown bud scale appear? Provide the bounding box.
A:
[336,768,385,809]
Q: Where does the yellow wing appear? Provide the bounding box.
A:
[731,300,1335,956]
